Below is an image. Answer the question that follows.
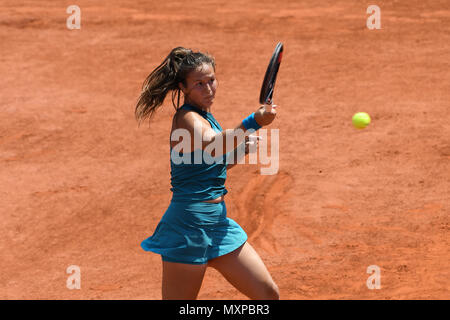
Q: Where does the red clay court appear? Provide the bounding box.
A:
[0,0,449,299]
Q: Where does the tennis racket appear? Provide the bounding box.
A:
[259,42,284,111]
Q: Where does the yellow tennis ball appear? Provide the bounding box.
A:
[352,112,371,129]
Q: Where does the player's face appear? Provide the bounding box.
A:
[180,63,217,110]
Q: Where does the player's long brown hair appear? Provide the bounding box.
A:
[135,47,215,127]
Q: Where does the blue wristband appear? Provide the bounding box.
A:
[242,112,262,131]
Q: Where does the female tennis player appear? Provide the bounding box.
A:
[135,47,279,300]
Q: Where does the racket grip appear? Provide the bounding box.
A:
[264,103,278,111]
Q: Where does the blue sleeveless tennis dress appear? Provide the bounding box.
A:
[140,104,248,265]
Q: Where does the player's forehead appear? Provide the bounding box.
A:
[186,63,215,82]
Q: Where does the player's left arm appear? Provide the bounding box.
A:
[226,134,261,170]
[226,104,276,170]
[226,143,247,170]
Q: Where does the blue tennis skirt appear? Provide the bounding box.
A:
[141,200,248,265]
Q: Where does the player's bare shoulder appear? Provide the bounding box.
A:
[172,108,207,132]
[171,108,211,150]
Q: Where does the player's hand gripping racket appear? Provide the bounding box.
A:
[259,42,284,112]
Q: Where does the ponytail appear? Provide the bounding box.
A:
[135,47,215,127]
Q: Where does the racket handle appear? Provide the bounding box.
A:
[264,103,278,112]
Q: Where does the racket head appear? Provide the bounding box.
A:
[259,42,284,105]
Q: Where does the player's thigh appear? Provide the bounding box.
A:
[162,260,207,300]
[207,242,279,300]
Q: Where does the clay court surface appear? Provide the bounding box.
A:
[1,0,449,299]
